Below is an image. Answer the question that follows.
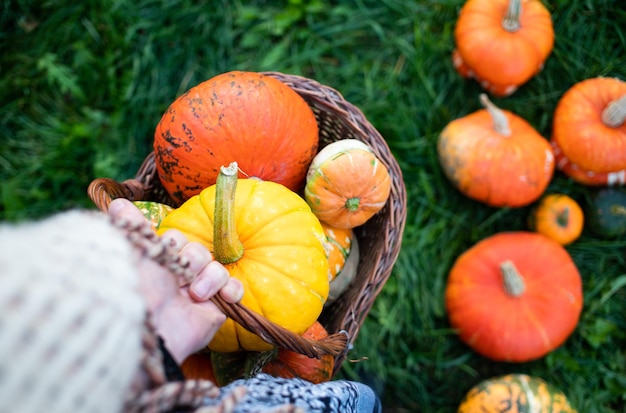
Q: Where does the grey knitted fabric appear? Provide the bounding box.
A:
[0,210,146,413]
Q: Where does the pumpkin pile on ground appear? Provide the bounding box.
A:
[442,3,624,410]
[141,71,392,385]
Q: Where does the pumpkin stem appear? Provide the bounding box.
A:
[601,95,626,128]
[502,0,522,32]
[345,197,361,212]
[556,207,570,228]
[213,162,244,264]
[611,204,626,216]
[500,260,525,297]
[480,94,511,137]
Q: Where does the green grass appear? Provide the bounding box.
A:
[2,0,626,411]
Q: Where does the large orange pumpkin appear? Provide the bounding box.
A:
[453,0,554,97]
[445,231,583,362]
[154,71,319,205]
[552,77,626,176]
[437,94,554,207]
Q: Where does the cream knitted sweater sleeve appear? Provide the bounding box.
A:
[0,210,146,413]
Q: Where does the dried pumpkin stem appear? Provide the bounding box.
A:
[601,95,626,128]
[611,205,626,216]
[500,259,525,297]
[214,161,244,264]
[556,207,570,228]
[502,0,522,32]
[480,94,511,137]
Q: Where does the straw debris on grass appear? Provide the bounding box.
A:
[2,1,625,411]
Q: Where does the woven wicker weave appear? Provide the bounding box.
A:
[88,72,407,376]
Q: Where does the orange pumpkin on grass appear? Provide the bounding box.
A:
[445,231,583,362]
[552,77,626,184]
[437,94,554,208]
[528,194,584,246]
[453,0,554,96]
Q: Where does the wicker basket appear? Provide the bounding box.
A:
[88,72,407,376]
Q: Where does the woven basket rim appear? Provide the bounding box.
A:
[87,71,407,377]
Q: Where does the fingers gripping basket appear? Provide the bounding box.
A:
[88,72,407,376]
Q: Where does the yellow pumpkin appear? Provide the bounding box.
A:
[158,163,329,352]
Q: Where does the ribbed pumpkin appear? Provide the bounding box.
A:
[322,222,360,304]
[528,194,584,246]
[445,231,583,362]
[154,71,319,205]
[453,0,554,97]
[437,94,554,208]
[304,139,391,229]
[321,222,354,283]
[552,77,626,177]
[586,188,626,238]
[158,163,329,352]
[458,374,577,413]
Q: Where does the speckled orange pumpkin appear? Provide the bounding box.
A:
[154,71,319,205]
[438,94,554,207]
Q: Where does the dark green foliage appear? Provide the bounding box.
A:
[2,0,625,411]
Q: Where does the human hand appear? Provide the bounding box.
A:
[108,198,244,363]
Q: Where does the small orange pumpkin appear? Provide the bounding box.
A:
[154,71,319,205]
[445,231,583,362]
[437,94,554,207]
[529,194,584,245]
[552,77,626,176]
[453,0,554,97]
[304,139,391,229]
[262,321,335,384]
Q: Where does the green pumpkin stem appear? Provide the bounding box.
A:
[601,95,626,128]
[345,197,361,211]
[214,162,244,264]
[610,204,626,216]
[557,207,570,228]
[500,260,525,297]
[502,0,522,32]
[480,94,512,137]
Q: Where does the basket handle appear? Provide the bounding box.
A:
[87,178,349,359]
